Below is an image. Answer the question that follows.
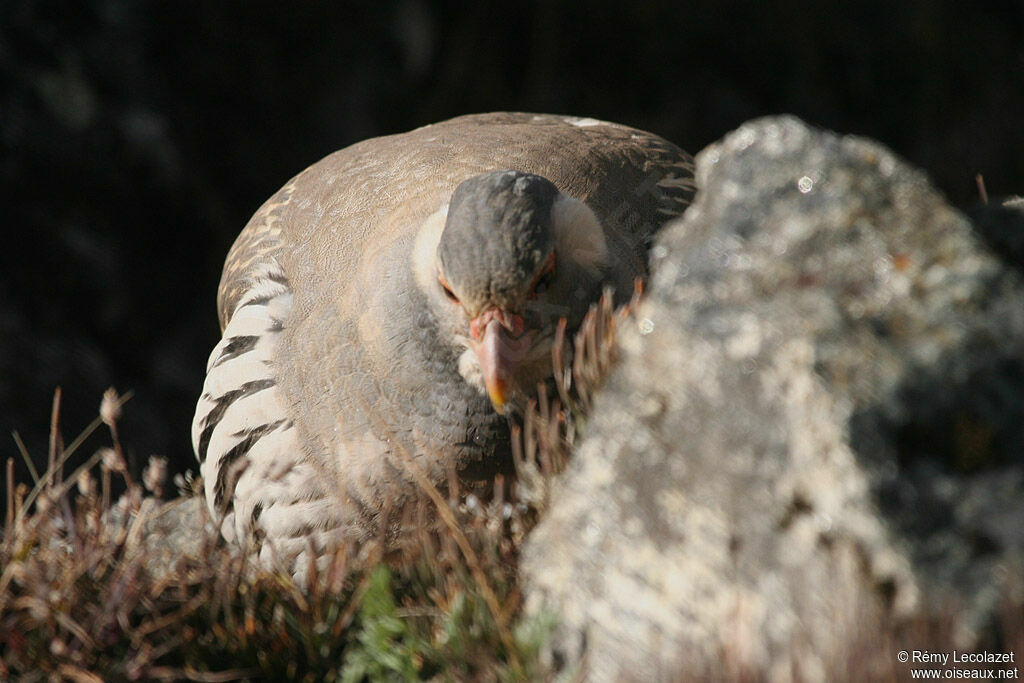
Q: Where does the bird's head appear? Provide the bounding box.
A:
[416,170,609,414]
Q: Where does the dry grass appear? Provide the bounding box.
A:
[1,390,552,681]
[0,293,630,681]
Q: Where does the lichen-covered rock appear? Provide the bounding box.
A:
[522,116,1024,681]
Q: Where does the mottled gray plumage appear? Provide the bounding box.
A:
[192,112,694,577]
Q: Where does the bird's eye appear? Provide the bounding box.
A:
[530,253,557,298]
[533,269,555,296]
[439,277,459,303]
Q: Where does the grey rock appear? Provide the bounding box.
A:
[522,116,1024,681]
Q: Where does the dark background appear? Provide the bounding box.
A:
[1,0,1022,485]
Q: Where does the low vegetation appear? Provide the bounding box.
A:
[0,293,628,681]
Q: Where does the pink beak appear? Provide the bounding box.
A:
[470,310,531,413]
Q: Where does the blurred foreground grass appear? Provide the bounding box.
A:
[0,387,563,681]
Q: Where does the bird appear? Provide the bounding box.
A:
[191,112,694,577]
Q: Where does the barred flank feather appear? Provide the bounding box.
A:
[192,264,345,576]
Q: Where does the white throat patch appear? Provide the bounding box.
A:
[412,202,449,295]
[551,195,608,277]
